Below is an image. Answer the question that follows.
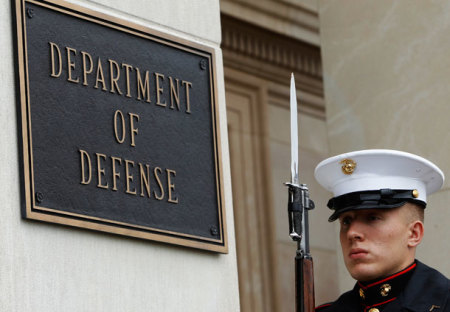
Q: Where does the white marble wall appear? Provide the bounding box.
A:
[0,0,239,311]
[318,0,450,292]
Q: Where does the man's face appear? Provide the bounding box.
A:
[339,204,416,281]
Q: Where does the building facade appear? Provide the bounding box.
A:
[1,0,449,311]
[223,0,450,310]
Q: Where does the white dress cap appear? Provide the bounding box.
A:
[314,149,444,205]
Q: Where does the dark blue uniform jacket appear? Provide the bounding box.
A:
[316,260,449,312]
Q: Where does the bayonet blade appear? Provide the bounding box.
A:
[290,73,299,185]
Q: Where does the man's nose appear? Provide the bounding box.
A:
[347,221,364,241]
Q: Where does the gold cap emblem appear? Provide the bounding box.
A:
[380,283,391,297]
[340,159,357,175]
[412,189,419,198]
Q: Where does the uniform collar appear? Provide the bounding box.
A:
[321,260,448,312]
[356,262,416,311]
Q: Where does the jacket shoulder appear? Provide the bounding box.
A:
[316,303,333,311]
[315,288,360,312]
[402,260,450,312]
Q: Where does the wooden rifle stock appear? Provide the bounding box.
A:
[296,254,315,312]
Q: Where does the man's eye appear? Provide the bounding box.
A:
[341,217,352,225]
[368,215,381,221]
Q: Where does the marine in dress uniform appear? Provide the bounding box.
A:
[314,150,450,312]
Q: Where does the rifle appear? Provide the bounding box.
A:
[286,73,315,312]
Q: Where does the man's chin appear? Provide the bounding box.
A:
[346,262,379,282]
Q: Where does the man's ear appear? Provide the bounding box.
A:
[407,221,424,248]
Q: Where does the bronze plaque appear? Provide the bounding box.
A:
[13,0,227,253]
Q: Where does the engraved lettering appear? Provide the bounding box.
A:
[169,77,180,110]
[182,80,192,113]
[108,59,123,95]
[94,57,107,91]
[155,72,166,107]
[77,150,180,204]
[139,163,151,198]
[111,156,122,191]
[154,167,164,200]
[122,63,133,98]
[49,42,62,78]
[48,45,195,114]
[79,149,92,184]
[96,153,109,189]
[66,47,79,83]
[113,110,126,144]
[136,68,151,103]
[81,51,93,86]
[166,169,178,204]
[125,159,137,195]
[128,112,139,147]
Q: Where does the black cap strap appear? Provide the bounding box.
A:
[327,189,426,222]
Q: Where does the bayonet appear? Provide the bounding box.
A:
[286,73,315,312]
[290,73,299,186]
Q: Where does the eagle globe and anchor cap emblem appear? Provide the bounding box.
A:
[340,158,356,175]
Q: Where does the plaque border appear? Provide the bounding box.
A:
[13,0,228,253]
